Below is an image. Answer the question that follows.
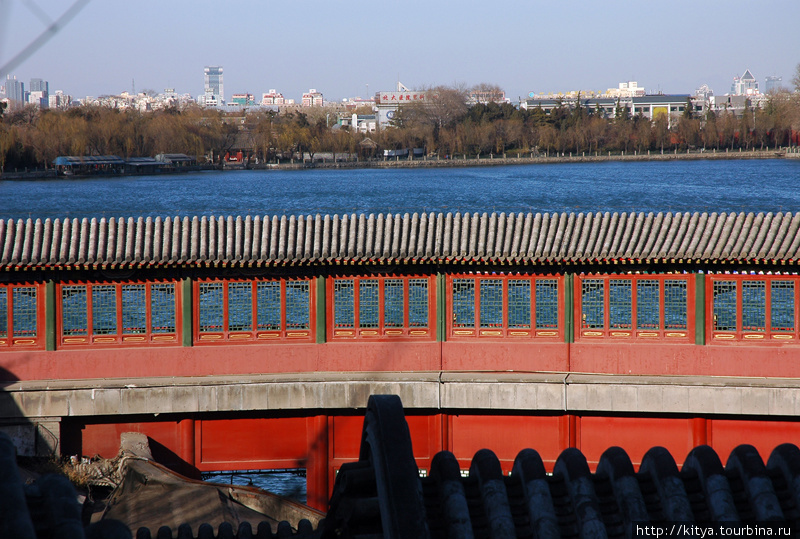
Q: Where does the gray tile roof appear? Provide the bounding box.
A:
[2,212,799,269]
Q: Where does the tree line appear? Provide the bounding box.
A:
[2,78,799,172]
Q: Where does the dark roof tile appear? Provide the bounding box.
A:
[4,211,800,269]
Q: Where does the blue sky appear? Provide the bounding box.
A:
[1,0,798,102]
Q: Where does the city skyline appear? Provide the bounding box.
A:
[1,0,798,102]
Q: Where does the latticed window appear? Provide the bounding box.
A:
[62,285,88,336]
[710,276,799,341]
[771,281,795,333]
[12,287,38,337]
[535,280,559,330]
[196,279,312,342]
[330,276,432,339]
[479,280,503,328]
[333,280,355,329]
[742,281,766,332]
[92,285,117,335]
[199,283,224,332]
[359,280,380,329]
[452,279,475,328]
[227,282,253,332]
[449,275,562,339]
[408,279,429,328]
[285,281,310,330]
[581,279,605,329]
[579,275,690,340]
[122,285,147,334]
[664,281,687,330]
[59,282,179,345]
[609,280,632,330]
[508,280,531,329]
[636,280,660,330]
[0,284,43,347]
[257,282,281,330]
[384,279,404,328]
[713,281,738,332]
[150,284,177,334]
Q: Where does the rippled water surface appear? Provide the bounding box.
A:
[2,159,799,220]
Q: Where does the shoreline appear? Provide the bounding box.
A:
[261,148,796,171]
[1,148,797,180]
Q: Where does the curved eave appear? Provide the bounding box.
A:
[1,255,792,272]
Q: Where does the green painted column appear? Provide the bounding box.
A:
[45,280,56,351]
[182,278,192,347]
[695,273,706,345]
[436,273,446,342]
[316,276,326,344]
[564,273,574,344]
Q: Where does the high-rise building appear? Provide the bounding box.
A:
[765,76,782,94]
[203,66,224,105]
[230,93,255,106]
[731,69,758,95]
[48,90,71,110]
[2,75,25,103]
[29,78,49,94]
[302,89,324,107]
[28,78,49,108]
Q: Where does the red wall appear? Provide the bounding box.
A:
[69,411,800,512]
[6,340,800,382]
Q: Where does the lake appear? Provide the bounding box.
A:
[2,159,799,221]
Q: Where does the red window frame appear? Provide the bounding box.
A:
[446,273,564,341]
[0,282,46,350]
[327,275,436,341]
[575,274,695,342]
[707,274,800,344]
[56,280,182,347]
[194,278,315,344]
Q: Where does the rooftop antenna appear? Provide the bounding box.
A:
[132,78,135,95]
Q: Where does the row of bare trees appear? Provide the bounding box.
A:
[2,78,800,172]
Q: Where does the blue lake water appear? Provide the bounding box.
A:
[2,159,799,220]
[202,471,307,504]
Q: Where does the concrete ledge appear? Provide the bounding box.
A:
[2,372,800,420]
